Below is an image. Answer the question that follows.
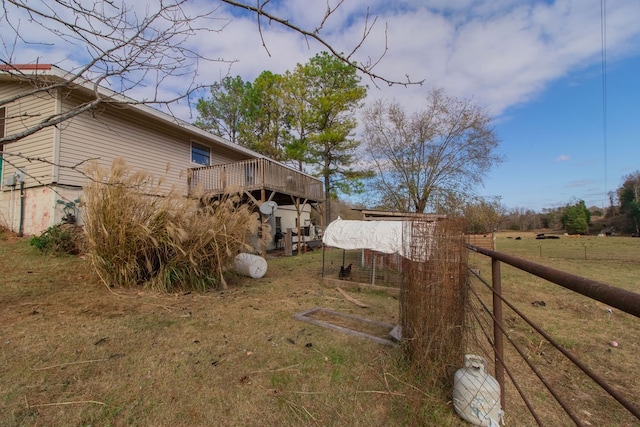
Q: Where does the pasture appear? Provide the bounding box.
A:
[468,231,640,426]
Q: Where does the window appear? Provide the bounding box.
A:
[191,142,210,166]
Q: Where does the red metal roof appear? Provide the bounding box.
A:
[0,64,52,71]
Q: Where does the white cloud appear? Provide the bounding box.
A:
[3,0,640,120]
[555,155,571,162]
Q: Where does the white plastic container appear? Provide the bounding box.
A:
[234,253,268,278]
[453,354,502,426]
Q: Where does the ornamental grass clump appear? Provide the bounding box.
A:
[82,158,259,292]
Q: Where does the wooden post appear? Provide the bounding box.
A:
[261,187,267,258]
[284,229,293,257]
[295,197,302,256]
[221,166,226,189]
[371,255,376,286]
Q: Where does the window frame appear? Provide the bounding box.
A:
[191,141,211,166]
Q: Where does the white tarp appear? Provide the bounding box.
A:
[322,217,435,261]
[323,218,403,253]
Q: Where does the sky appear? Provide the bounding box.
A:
[3,0,640,212]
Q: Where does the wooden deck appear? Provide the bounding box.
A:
[187,158,324,205]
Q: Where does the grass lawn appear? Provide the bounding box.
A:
[3,229,639,426]
[0,233,465,427]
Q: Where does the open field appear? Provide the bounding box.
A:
[0,234,465,427]
[468,231,640,426]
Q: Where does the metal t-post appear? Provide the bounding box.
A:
[492,258,505,410]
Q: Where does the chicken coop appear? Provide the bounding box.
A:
[321,212,446,292]
[322,247,406,290]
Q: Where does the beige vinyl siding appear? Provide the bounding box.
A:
[58,94,251,194]
[0,82,56,188]
[208,143,248,165]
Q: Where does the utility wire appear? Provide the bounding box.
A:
[601,0,608,209]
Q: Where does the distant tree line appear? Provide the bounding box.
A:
[607,171,640,235]
[491,171,640,235]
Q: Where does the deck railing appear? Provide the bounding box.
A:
[187,158,324,201]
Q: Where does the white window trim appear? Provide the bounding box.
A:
[190,141,211,166]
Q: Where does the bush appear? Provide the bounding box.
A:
[30,224,85,255]
[82,158,260,292]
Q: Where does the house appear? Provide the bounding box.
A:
[0,64,323,253]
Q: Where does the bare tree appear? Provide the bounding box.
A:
[460,196,506,234]
[362,89,502,213]
[220,0,423,88]
[0,0,228,145]
[1,0,422,147]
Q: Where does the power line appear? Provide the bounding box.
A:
[600,0,608,209]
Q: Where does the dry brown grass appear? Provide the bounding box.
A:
[82,159,259,292]
[6,225,636,426]
[0,238,467,427]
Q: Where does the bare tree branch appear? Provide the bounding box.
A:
[1,151,167,203]
[220,0,424,88]
[362,90,502,213]
[1,0,423,150]
[0,0,238,145]
[317,0,345,34]
[3,151,100,178]
[0,151,101,203]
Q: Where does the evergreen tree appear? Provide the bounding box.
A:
[288,52,369,225]
[618,171,640,234]
[242,71,289,160]
[195,53,369,225]
[561,200,590,234]
[195,76,252,144]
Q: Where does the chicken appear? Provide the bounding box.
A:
[339,263,352,279]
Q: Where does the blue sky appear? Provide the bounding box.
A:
[484,53,640,211]
[2,0,639,212]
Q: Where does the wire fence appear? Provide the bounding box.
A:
[499,235,640,262]
[467,244,640,426]
[321,247,404,289]
[400,218,468,389]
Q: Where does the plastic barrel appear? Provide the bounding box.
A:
[234,253,268,279]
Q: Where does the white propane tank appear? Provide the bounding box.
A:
[234,253,268,278]
[453,354,502,427]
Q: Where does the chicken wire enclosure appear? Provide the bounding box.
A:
[322,247,406,288]
[320,215,444,289]
[322,216,469,394]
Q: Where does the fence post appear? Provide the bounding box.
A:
[492,257,505,410]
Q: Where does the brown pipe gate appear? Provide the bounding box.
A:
[467,244,640,425]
